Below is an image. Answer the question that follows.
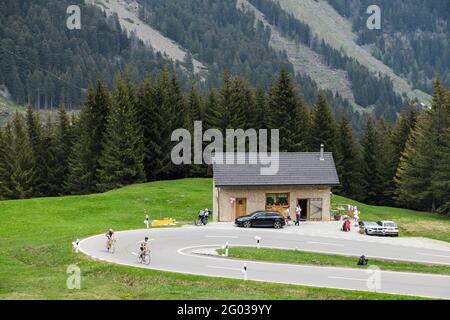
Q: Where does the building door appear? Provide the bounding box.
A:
[309,199,323,221]
[235,198,247,218]
[298,199,308,221]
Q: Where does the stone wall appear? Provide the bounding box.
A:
[213,185,332,222]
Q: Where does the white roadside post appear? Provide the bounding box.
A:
[72,238,80,253]
[255,236,261,249]
[242,263,248,281]
[225,241,229,257]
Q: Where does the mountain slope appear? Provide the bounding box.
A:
[327,0,450,93]
[276,0,431,104]
[237,0,360,110]
[0,0,184,108]
[88,0,207,75]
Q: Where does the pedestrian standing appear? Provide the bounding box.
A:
[144,214,149,229]
[345,218,351,232]
[354,210,360,226]
[295,205,301,226]
[285,207,291,225]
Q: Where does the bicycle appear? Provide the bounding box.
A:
[195,209,211,226]
[138,249,151,265]
[195,216,206,226]
[106,238,116,253]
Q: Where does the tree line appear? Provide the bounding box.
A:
[0,69,449,215]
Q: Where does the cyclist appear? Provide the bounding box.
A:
[105,229,115,250]
[138,236,150,260]
[202,208,210,225]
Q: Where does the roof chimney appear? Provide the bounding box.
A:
[320,144,325,161]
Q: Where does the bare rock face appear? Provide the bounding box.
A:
[0,84,11,100]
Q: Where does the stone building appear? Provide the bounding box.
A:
[212,150,340,222]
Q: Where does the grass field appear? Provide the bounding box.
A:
[0,178,448,300]
[217,247,450,276]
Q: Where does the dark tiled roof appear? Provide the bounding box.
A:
[213,152,340,187]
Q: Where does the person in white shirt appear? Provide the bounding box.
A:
[285,207,292,225]
[354,210,360,226]
[295,205,302,226]
[144,214,149,229]
[137,237,150,259]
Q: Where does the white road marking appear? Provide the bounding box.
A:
[417,252,450,258]
[207,265,242,271]
[329,276,366,282]
[308,241,344,247]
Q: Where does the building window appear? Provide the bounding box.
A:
[266,193,289,207]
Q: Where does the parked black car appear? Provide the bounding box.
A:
[235,211,286,229]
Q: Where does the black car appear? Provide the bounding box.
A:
[235,211,286,229]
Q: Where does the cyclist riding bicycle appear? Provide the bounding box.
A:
[203,208,210,225]
[138,236,150,259]
[106,228,115,249]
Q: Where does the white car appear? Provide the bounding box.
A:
[377,221,399,237]
[359,221,384,236]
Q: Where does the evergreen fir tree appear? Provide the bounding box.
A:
[432,126,450,215]
[65,106,93,194]
[97,74,145,191]
[216,72,239,132]
[376,117,396,205]
[40,114,59,196]
[137,77,159,180]
[310,92,339,155]
[203,89,221,130]
[53,106,74,194]
[136,71,177,181]
[153,70,181,180]
[228,77,253,129]
[395,80,449,211]
[187,83,203,123]
[168,72,191,178]
[336,112,364,199]
[267,69,309,152]
[66,80,111,194]
[25,105,44,195]
[291,95,311,152]
[391,103,418,176]
[0,125,14,199]
[6,112,36,199]
[361,117,384,204]
[252,87,268,129]
[186,83,207,177]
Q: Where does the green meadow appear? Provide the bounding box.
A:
[2,178,448,299]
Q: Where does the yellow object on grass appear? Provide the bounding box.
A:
[151,218,176,227]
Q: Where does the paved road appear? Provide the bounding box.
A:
[79,227,450,299]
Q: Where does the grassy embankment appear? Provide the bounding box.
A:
[2,178,448,299]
